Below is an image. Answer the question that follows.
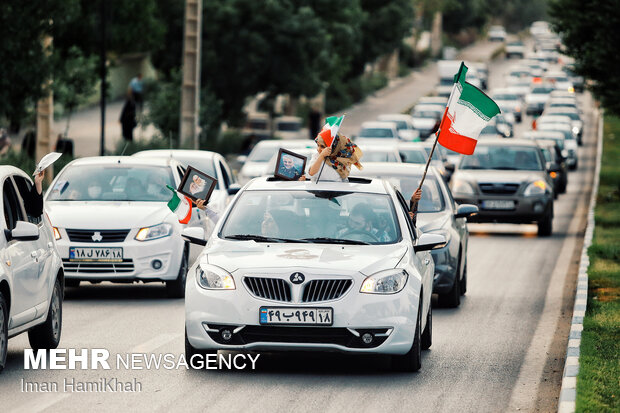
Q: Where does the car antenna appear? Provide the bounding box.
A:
[119,142,129,158]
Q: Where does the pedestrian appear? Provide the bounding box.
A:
[0,128,11,155]
[129,73,144,113]
[306,133,363,182]
[309,108,322,140]
[119,95,137,142]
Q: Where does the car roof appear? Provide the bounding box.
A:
[361,121,398,129]
[523,130,565,139]
[133,149,219,161]
[475,138,541,147]
[243,176,390,194]
[0,165,31,179]
[397,142,428,150]
[413,104,443,112]
[252,139,314,149]
[350,162,438,178]
[536,139,558,148]
[65,156,178,167]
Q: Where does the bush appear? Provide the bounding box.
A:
[202,130,246,157]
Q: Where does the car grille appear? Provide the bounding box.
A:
[302,279,352,303]
[66,229,130,243]
[62,259,134,273]
[478,183,520,195]
[244,277,292,302]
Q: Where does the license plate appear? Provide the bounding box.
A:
[482,200,515,210]
[259,307,333,326]
[69,247,123,262]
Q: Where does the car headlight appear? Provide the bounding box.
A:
[135,223,173,241]
[196,265,235,290]
[572,126,580,134]
[52,227,61,240]
[523,180,548,196]
[451,179,475,196]
[360,269,408,294]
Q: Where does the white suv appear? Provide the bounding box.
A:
[184,177,445,371]
[0,166,63,372]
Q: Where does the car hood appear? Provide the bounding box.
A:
[417,211,450,233]
[453,169,544,184]
[46,201,172,229]
[202,241,408,276]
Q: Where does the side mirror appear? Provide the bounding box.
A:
[236,155,248,164]
[455,204,479,219]
[547,163,561,173]
[414,233,446,252]
[227,183,242,196]
[445,162,455,173]
[5,221,40,242]
[182,227,207,246]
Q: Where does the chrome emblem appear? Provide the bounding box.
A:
[92,231,103,242]
[290,272,305,284]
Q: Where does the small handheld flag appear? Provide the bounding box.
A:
[317,115,345,148]
[166,185,192,224]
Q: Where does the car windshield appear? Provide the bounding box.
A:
[460,145,544,171]
[532,87,554,94]
[550,112,579,120]
[480,125,499,135]
[382,176,445,213]
[493,94,518,100]
[399,149,427,164]
[47,165,175,202]
[540,147,552,162]
[220,190,401,245]
[359,128,394,138]
[392,121,408,130]
[248,145,280,162]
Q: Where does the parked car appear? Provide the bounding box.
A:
[1,166,64,371]
[351,163,478,307]
[450,139,554,236]
[238,139,314,184]
[376,114,420,141]
[183,177,445,371]
[45,157,210,297]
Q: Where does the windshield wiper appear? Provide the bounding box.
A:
[224,234,309,243]
[493,166,519,170]
[300,237,370,245]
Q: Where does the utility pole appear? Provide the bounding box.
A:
[179,0,202,149]
[99,0,107,156]
[36,35,54,184]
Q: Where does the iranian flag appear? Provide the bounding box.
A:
[317,115,345,147]
[166,185,192,224]
[437,62,500,155]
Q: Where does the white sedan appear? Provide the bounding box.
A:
[183,177,445,371]
[1,166,64,371]
[45,157,209,297]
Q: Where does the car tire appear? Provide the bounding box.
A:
[65,279,80,288]
[537,210,553,237]
[166,245,188,299]
[439,269,461,308]
[421,301,432,350]
[28,278,62,350]
[185,329,217,359]
[460,260,468,296]
[392,298,422,372]
[0,292,8,372]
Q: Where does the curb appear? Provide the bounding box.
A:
[557,108,604,413]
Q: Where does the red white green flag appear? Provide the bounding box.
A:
[166,185,192,224]
[317,115,345,147]
[437,62,500,155]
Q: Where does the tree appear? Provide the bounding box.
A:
[550,0,620,115]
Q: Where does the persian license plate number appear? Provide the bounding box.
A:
[259,307,333,325]
[482,200,515,210]
[69,247,123,262]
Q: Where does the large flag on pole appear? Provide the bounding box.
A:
[437,62,500,155]
[317,115,345,147]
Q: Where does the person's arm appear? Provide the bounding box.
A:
[27,172,44,218]
[308,147,332,176]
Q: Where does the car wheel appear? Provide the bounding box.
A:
[28,278,62,350]
[392,297,422,372]
[65,279,80,288]
[185,329,217,359]
[460,259,468,296]
[421,301,432,350]
[0,292,8,372]
[438,268,461,308]
[537,211,553,237]
[166,245,188,299]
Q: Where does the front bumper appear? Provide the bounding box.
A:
[454,194,552,224]
[56,228,184,282]
[185,268,419,355]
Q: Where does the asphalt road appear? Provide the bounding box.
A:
[0,48,598,412]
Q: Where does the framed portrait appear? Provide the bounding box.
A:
[274,148,307,181]
[178,165,218,203]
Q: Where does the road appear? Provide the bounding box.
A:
[0,46,598,412]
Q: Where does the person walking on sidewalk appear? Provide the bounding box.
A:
[119,94,137,142]
[129,73,144,113]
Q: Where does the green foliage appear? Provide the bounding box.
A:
[202,129,247,157]
[144,71,182,143]
[442,0,487,35]
[550,0,620,116]
[0,149,37,175]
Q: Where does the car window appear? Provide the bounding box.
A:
[364,151,399,162]
[359,128,395,138]
[219,161,231,188]
[399,149,427,164]
[460,145,544,171]
[3,179,25,231]
[220,190,401,245]
[47,165,175,202]
[12,175,42,223]
[395,190,417,240]
[382,176,445,213]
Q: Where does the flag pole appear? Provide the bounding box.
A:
[409,126,441,220]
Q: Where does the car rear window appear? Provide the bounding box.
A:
[359,128,395,138]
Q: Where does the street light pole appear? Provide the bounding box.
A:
[99,0,107,156]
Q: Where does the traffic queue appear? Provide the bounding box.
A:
[0,20,585,374]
